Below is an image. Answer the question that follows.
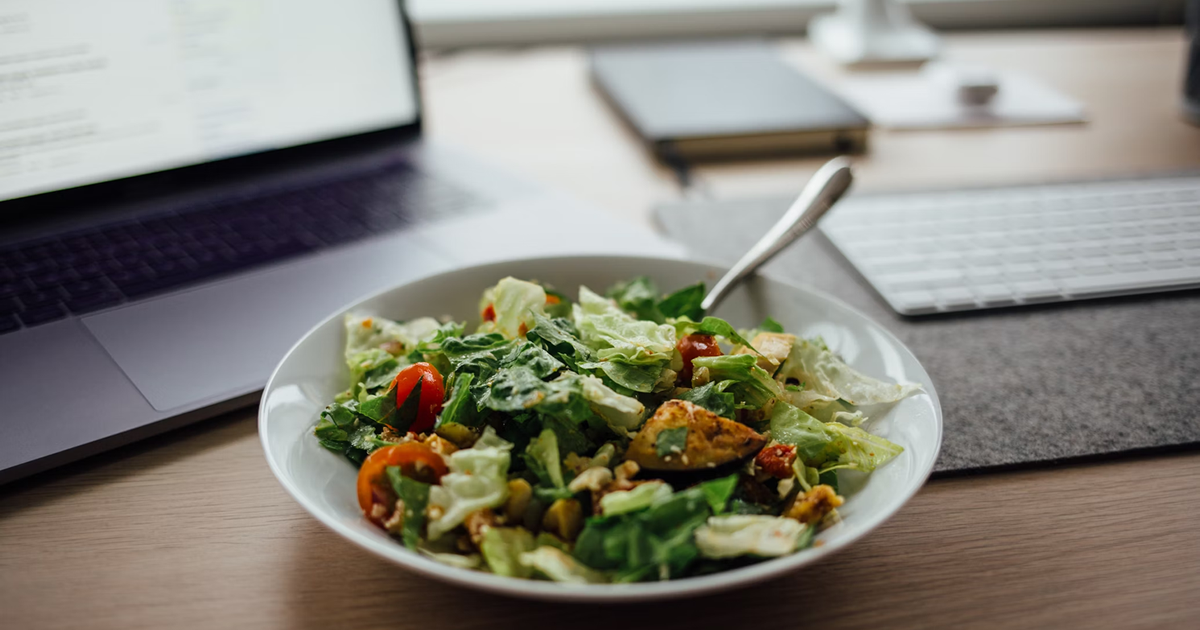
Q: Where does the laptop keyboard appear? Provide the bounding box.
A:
[819,175,1200,314]
[0,161,481,335]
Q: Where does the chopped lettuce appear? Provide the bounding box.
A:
[480,277,547,339]
[691,354,782,409]
[777,337,921,408]
[480,527,537,578]
[693,515,807,559]
[572,286,677,393]
[599,481,673,516]
[770,401,903,473]
[821,422,905,473]
[524,428,566,489]
[520,547,608,584]
[579,375,645,433]
[427,427,513,539]
[344,313,441,362]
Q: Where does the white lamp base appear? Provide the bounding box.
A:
[809,0,940,66]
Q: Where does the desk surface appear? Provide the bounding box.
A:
[3,29,1199,630]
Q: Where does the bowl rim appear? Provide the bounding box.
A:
[258,253,943,602]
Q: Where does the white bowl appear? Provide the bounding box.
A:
[259,255,942,602]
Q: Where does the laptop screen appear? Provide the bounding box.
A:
[0,0,418,203]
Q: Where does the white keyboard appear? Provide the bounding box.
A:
[819,175,1200,315]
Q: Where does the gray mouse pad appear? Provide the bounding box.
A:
[655,196,1200,474]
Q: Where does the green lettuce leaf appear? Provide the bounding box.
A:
[427,427,513,539]
[480,527,536,578]
[691,354,782,409]
[524,428,566,489]
[777,337,922,408]
[520,547,608,584]
[770,401,903,473]
[693,515,807,559]
[344,313,440,362]
[599,481,673,516]
[479,277,547,339]
[572,286,677,393]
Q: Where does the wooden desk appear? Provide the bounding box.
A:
[3,29,1198,629]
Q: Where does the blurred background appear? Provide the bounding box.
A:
[408,0,1185,47]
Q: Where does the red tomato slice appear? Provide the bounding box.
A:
[356,443,449,525]
[677,333,723,385]
[391,362,445,434]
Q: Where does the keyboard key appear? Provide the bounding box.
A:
[1062,267,1200,296]
[972,283,1016,306]
[889,290,938,314]
[935,287,978,309]
[18,304,68,326]
[0,314,19,334]
[879,269,964,292]
[1012,280,1061,302]
[65,292,123,315]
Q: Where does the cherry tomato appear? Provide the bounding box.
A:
[755,444,798,479]
[356,443,449,526]
[482,304,496,322]
[676,333,722,385]
[391,362,445,434]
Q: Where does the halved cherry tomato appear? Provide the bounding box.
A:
[677,333,723,385]
[356,443,449,525]
[391,362,444,434]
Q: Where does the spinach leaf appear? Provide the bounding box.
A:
[698,474,739,515]
[386,466,431,550]
[657,282,706,321]
[818,469,840,494]
[677,380,737,417]
[606,276,663,323]
[436,372,483,428]
[358,389,397,426]
[759,316,785,333]
[655,426,688,458]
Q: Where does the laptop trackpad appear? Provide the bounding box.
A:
[83,234,452,412]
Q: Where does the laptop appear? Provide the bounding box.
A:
[0,1,675,484]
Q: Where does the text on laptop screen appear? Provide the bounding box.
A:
[0,0,418,202]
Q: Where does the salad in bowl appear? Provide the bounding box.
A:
[311,274,922,584]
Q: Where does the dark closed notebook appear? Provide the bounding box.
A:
[589,40,869,161]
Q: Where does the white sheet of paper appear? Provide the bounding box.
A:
[836,71,1086,130]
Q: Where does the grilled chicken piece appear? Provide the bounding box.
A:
[734,332,796,375]
[624,400,766,471]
